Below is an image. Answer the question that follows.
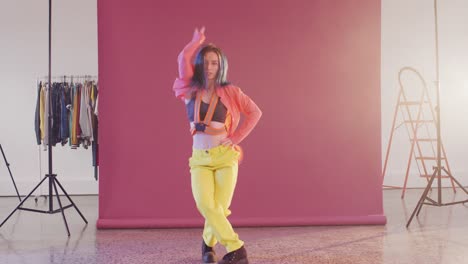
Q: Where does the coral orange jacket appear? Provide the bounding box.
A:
[172,40,262,145]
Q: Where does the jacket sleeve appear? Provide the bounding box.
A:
[172,40,201,100]
[230,87,263,145]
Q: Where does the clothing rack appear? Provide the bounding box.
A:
[35,74,99,181]
[34,75,99,201]
[0,0,88,236]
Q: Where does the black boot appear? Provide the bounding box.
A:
[218,246,249,264]
[202,240,217,263]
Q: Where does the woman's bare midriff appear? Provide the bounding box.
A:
[190,121,228,149]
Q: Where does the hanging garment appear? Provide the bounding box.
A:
[94,95,99,117]
[35,82,42,145]
[51,83,62,146]
[59,83,71,145]
[79,81,94,144]
[68,82,75,147]
[43,83,50,148]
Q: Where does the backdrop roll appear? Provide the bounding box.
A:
[97,0,386,228]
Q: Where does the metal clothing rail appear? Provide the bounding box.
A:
[37,75,98,82]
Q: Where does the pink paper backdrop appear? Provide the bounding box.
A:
[97,0,386,228]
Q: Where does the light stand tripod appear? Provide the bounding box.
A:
[406,0,468,227]
[0,0,87,236]
[0,144,21,202]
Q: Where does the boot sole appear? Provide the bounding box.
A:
[217,258,248,264]
[203,254,217,263]
[236,258,249,264]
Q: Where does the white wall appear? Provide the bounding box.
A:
[1,0,467,195]
[382,0,468,188]
[0,0,98,195]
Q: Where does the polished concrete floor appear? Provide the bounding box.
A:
[1,189,468,264]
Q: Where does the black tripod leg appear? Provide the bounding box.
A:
[0,144,21,202]
[52,179,70,236]
[442,168,468,195]
[416,199,425,216]
[406,169,438,227]
[0,175,49,228]
[54,178,88,224]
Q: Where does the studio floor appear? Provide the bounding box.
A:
[1,189,468,264]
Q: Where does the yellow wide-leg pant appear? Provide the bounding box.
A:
[189,144,244,253]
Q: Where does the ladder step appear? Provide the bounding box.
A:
[420,174,450,179]
[399,101,429,106]
[404,120,435,123]
[415,157,446,160]
[410,138,438,142]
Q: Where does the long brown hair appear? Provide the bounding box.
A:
[191,44,230,90]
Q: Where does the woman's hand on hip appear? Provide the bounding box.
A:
[220,138,234,148]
